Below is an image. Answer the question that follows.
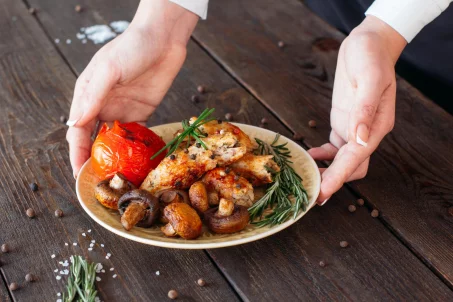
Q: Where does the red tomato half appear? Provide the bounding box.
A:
[91,121,166,186]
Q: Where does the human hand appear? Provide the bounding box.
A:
[308,16,407,205]
[66,0,199,178]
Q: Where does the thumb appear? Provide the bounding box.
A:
[349,77,384,147]
[67,59,120,127]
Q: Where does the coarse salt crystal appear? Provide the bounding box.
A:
[59,261,63,265]
[57,293,61,297]
[54,269,58,273]
[88,248,93,251]
[91,240,95,243]
[57,299,62,302]
[155,271,160,276]
[64,243,68,246]
[95,263,103,273]
[56,276,61,280]
[107,253,111,257]
[110,268,114,271]
[110,21,130,33]
[82,233,86,237]
[95,297,101,302]
[64,269,69,275]
[90,243,94,248]
[96,277,101,281]
[73,243,77,246]
[112,274,117,278]
[51,254,56,258]
[100,244,104,247]
[101,269,105,273]
[55,39,60,44]
[66,39,71,44]
[82,25,116,44]
[60,271,65,275]
[105,256,109,259]
[88,229,91,233]
[76,33,86,40]
[82,39,87,44]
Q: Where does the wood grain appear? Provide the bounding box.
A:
[24,0,453,300]
[0,282,11,302]
[0,1,239,301]
[192,0,453,286]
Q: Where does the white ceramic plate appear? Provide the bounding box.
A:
[76,123,320,249]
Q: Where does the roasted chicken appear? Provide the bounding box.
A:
[229,153,280,186]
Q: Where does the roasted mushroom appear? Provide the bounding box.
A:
[161,203,203,239]
[189,181,210,213]
[156,189,189,223]
[204,198,249,234]
[118,190,159,231]
[95,173,135,209]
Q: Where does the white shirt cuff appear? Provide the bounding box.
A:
[170,0,209,20]
[365,0,452,42]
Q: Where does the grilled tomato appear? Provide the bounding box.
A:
[91,121,166,186]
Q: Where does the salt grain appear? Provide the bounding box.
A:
[66,39,71,44]
[110,268,114,271]
[96,277,101,281]
[107,253,111,257]
[54,269,58,273]
[82,233,86,237]
[51,254,56,259]
[155,271,160,276]
[82,25,116,44]
[55,39,60,44]
[73,243,77,246]
[56,276,61,280]
[64,269,69,275]
[57,293,61,297]
[57,299,62,302]
[64,243,68,246]
[82,39,87,44]
[95,263,103,273]
[101,269,105,273]
[91,240,95,243]
[112,274,117,278]
[101,244,104,247]
[76,33,86,40]
[110,21,130,33]
[88,248,93,251]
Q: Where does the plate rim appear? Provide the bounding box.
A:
[76,122,320,249]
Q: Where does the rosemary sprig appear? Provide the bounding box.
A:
[248,134,309,227]
[63,255,97,302]
[151,108,216,159]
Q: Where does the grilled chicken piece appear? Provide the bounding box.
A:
[202,167,254,208]
[141,131,245,194]
[229,153,280,186]
[198,119,257,152]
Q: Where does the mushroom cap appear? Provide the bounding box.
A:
[189,181,210,213]
[95,177,135,210]
[118,189,159,228]
[204,205,249,234]
[163,203,202,239]
[156,189,190,224]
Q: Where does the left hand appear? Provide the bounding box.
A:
[308,16,407,205]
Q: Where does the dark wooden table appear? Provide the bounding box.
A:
[1,0,452,301]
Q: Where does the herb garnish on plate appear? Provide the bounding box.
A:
[249,134,309,227]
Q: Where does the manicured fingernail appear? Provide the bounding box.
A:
[318,198,329,206]
[356,123,369,147]
[66,119,79,127]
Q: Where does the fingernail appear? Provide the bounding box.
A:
[66,118,79,127]
[318,198,329,206]
[356,123,369,147]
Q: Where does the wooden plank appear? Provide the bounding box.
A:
[0,282,11,302]
[192,0,453,286]
[0,1,240,301]
[26,0,453,300]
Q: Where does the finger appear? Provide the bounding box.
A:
[308,143,338,161]
[349,76,387,146]
[317,142,370,203]
[66,120,97,178]
[67,58,120,127]
[329,130,346,149]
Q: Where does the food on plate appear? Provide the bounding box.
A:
[204,198,249,234]
[229,153,280,186]
[91,121,166,187]
[188,181,210,213]
[94,173,135,210]
[202,167,254,208]
[118,189,159,230]
[161,203,203,239]
[156,189,190,223]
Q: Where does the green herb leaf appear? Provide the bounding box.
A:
[64,255,97,302]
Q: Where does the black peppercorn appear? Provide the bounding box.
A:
[26,208,35,218]
[217,119,222,124]
[197,278,206,286]
[357,198,365,206]
[29,182,38,192]
[308,120,317,128]
[175,181,182,188]
[277,41,285,48]
[234,175,239,181]
[55,209,64,218]
[75,5,82,12]
[261,118,268,124]
[190,154,196,160]
[371,209,379,218]
[225,113,233,121]
[197,85,206,94]
[184,149,189,154]
[170,154,176,160]
[340,241,349,248]
[9,282,18,291]
[191,95,199,103]
[348,205,356,213]
[25,273,34,282]
[319,261,326,267]
[59,115,67,123]
[29,7,36,15]
[292,133,304,141]
[196,143,201,148]
[225,167,231,174]
[1,244,9,253]
[236,184,241,189]
[210,154,215,159]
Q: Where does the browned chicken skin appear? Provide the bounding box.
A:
[229,153,280,186]
[199,120,257,152]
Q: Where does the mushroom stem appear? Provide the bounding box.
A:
[161,223,177,237]
[218,198,234,216]
[121,202,147,231]
[110,174,126,190]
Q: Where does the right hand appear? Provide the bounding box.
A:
[66,0,199,178]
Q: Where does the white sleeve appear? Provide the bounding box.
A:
[365,0,452,42]
[169,0,209,20]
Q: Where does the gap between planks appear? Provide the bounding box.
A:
[0,269,14,302]
[190,35,453,292]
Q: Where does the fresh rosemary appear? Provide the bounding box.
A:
[63,255,97,302]
[151,108,216,159]
[248,134,309,227]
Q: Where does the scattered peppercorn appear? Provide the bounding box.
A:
[190,154,196,160]
[234,175,239,181]
[175,181,182,188]
[196,143,201,148]
[210,154,215,159]
[225,167,231,174]
[29,182,38,192]
[59,115,67,123]
[184,149,189,154]
[261,118,268,124]
[25,273,34,282]
[449,206,453,217]
[197,85,206,94]
[168,289,178,300]
[371,209,379,218]
[197,278,206,286]
[277,41,285,48]
[9,283,18,291]
[308,120,317,128]
[28,7,36,15]
[319,261,326,267]
[357,198,365,206]
[340,241,349,248]
[217,119,222,124]
[348,205,356,213]
[55,209,64,218]
[191,95,199,103]
[26,208,35,218]
[1,244,9,253]
[75,5,83,12]
[170,154,176,160]
[292,132,304,141]
[236,184,241,189]
[225,113,233,121]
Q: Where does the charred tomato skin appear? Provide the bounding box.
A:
[91,121,166,186]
